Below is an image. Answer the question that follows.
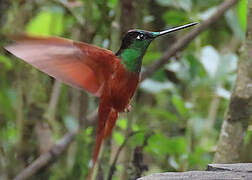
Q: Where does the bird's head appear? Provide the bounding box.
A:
[116,22,197,56]
[116,22,198,72]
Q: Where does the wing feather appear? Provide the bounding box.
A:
[5,35,119,96]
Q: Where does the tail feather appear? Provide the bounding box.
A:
[87,104,118,180]
[104,108,118,138]
[87,131,104,180]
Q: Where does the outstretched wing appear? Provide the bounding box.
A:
[5,35,119,97]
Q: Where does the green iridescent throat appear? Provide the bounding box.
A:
[119,39,153,73]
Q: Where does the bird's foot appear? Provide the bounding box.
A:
[125,104,132,113]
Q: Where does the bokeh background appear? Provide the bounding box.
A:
[0,0,250,180]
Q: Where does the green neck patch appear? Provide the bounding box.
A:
[118,39,152,73]
[120,49,142,72]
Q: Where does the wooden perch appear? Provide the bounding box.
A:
[138,163,252,180]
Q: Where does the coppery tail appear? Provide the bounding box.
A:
[87,104,118,180]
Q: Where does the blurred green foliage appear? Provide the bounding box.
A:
[26,8,64,36]
[0,0,250,180]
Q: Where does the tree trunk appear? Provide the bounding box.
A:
[214,3,251,163]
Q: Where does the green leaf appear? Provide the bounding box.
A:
[171,95,188,117]
[145,133,168,155]
[167,137,186,155]
[85,127,93,136]
[244,128,252,145]
[186,53,204,79]
[108,0,118,8]
[113,131,124,145]
[132,124,140,131]
[0,54,13,70]
[152,69,168,82]
[237,0,247,31]
[117,118,127,130]
[26,8,64,36]
[144,107,178,122]
[0,89,16,120]
[188,146,211,168]
[129,132,145,147]
[146,133,186,156]
[143,51,161,65]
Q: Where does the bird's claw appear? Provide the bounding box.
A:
[125,104,132,112]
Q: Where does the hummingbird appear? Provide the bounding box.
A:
[5,22,197,179]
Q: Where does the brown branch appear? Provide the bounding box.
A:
[141,0,239,80]
[13,130,78,180]
[46,80,62,120]
[36,80,62,152]
[35,80,62,155]
[13,111,97,180]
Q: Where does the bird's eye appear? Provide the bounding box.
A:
[136,33,144,40]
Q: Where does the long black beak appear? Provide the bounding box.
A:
[155,22,198,37]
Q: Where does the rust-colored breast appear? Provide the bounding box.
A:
[107,63,140,112]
